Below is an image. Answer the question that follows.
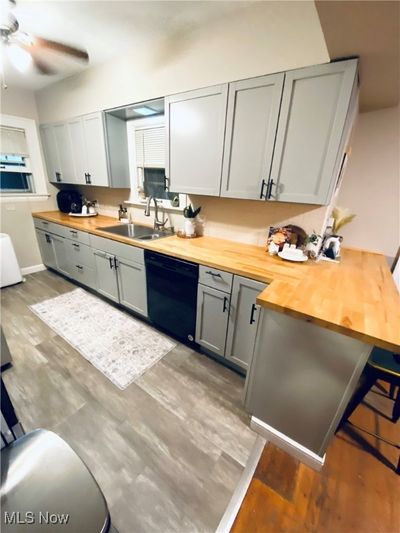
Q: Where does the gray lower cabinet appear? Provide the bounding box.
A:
[116,257,148,317]
[195,284,230,356]
[93,248,148,317]
[93,250,120,303]
[225,276,267,370]
[36,229,57,270]
[52,234,71,277]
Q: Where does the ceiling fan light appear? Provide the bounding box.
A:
[7,43,32,72]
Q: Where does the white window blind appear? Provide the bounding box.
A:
[0,126,29,156]
[143,126,165,167]
[134,125,165,168]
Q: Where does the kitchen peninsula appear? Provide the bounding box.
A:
[33,211,400,468]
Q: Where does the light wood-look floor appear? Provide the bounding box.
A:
[232,382,400,532]
[1,270,257,533]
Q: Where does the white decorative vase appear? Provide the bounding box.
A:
[184,218,196,237]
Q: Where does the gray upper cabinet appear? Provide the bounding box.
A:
[225,276,267,370]
[40,125,61,183]
[53,123,76,184]
[67,117,87,185]
[165,84,228,196]
[93,250,120,303]
[41,112,112,187]
[221,74,284,200]
[82,113,109,187]
[116,257,148,317]
[196,284,230,356]
[269,59,358,204]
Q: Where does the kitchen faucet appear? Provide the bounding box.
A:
[144,196,168,231]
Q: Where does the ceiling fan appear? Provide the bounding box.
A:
[0,0,89,76]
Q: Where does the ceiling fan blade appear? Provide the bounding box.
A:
[32,55,57,75]
[34,37,89,62]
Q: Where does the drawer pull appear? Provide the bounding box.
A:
[70,230,78,236]
[42,221,49,225]
[72,243,80,249]
[205,270,222,278]
[76,265,83,270]
[250,303,257,324]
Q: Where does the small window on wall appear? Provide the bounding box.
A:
[0,125,34,193]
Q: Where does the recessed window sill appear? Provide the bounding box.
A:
[0,193,51,202]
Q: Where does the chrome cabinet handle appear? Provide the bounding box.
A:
[87,173,92,185]
[250,303,257,324]
[205,270,222,278]
[109,257,114,269]
[113,257,119,270]
[72,243,80,249]
[223,296,228,313]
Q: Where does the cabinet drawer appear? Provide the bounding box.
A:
[199,265,233,293]
[69,263,96,290]
[66,240,95,269]
[33,219,67,237]
[65,227,91,245]
[90,234,144,265]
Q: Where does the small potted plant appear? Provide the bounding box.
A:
[183,204,201,237]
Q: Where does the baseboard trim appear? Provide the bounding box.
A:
[216,435,266,533]
[21,264,46,276]
[250,416,325,471]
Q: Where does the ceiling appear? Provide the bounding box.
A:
[1,1,399,113]
[1,0,253,90]
[316,0,400,111]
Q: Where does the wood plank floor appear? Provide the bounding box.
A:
[1,270,257,533]
[232,382,399,532]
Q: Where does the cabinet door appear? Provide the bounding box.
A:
[52,234,71,277]
[225,276,267,370]
[221,74,284,200]
[36,230,57,269]
[269,59,358,205]
[116,257,148,317]
[40,125,61,183]
[67,117,87,185]
[82,113,109,187]
[53,123,76,183]
[195,284,230,356]
[166,84,228,196]
[93,250,119,303]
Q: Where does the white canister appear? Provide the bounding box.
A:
[184,218,196,237]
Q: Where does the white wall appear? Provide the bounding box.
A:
[337,105,400,261]
[36,2,328,121]
[0,88,58,271]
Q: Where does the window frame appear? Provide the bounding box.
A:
[0,114,49,198]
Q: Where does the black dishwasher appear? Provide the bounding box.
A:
[145,251,199,344]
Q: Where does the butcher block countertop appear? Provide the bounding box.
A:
[33,211,400,352]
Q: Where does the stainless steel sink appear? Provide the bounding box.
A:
[97,223,173,241]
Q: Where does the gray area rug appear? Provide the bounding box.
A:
[30,288,176,390]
